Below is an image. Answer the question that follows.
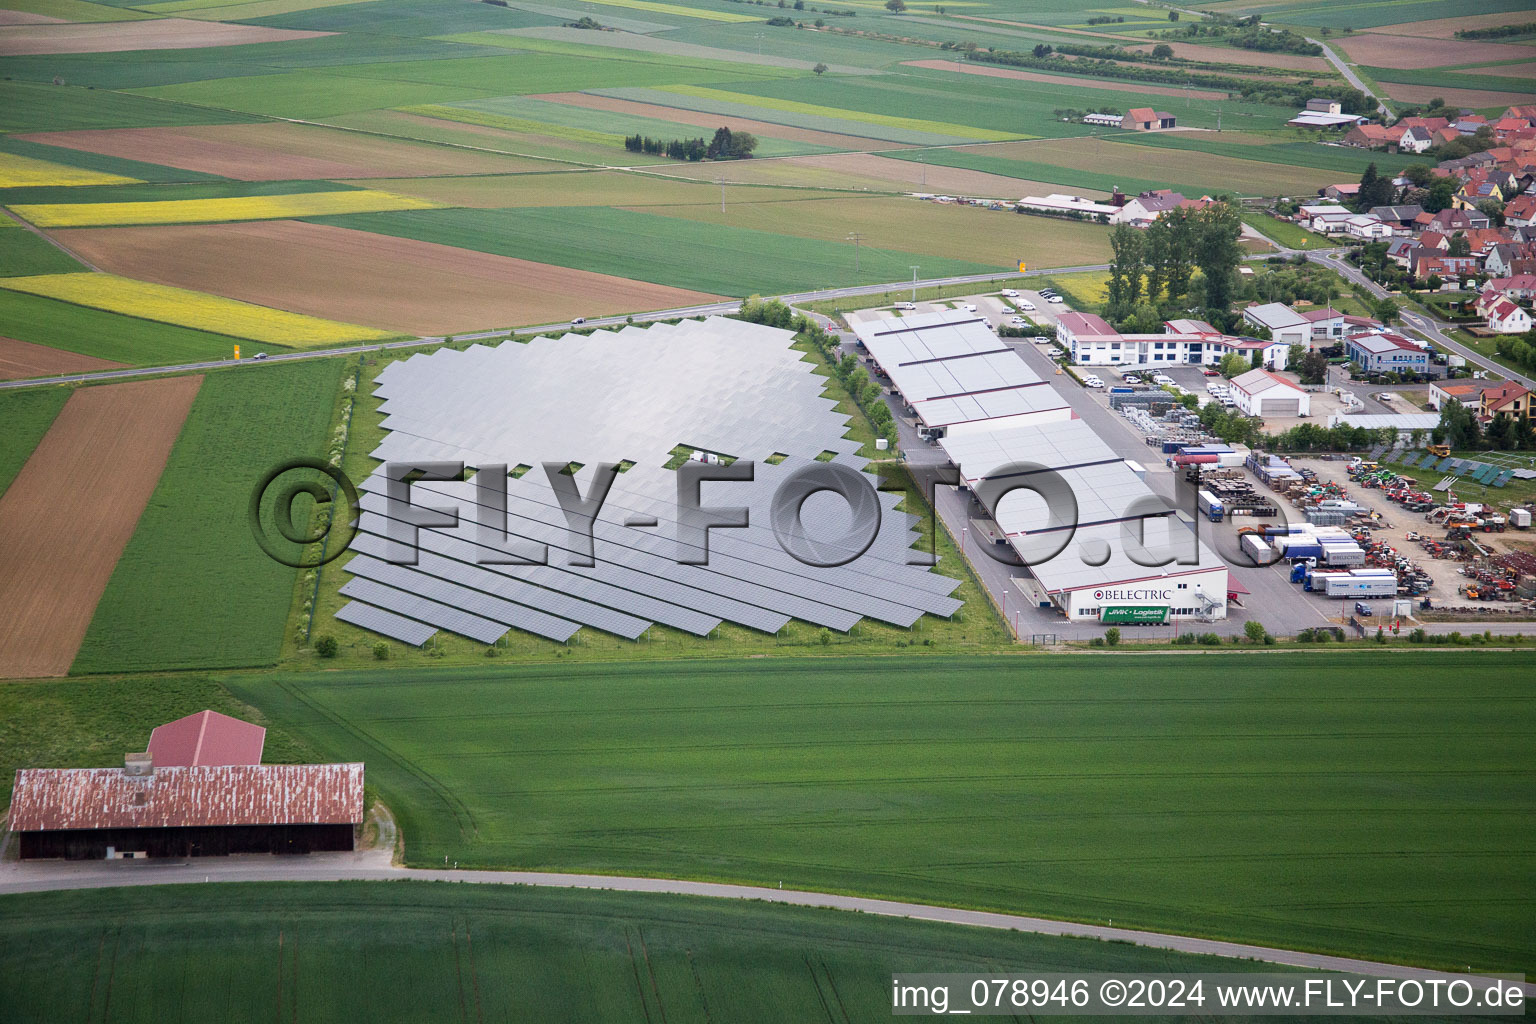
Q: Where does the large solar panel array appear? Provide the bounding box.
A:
[850,309,1071,433]
[337,317,963,646]
[939,419,1224,596]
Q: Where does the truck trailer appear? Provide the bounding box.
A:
[1197,490,1224,523]
[1322,573,1399,599]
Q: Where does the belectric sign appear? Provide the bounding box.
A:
[1092,588,1172,603]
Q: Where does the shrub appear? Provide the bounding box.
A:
[315,634,338,658]
[1173,632,1197,645]
[1104,627,1121,646]
[1198,632,1222,646]
[818,627,832,645]
[1244,620,1267,643]
[1089,636,1106,647]
[1408,627,1426,643]
[373,641,390,660]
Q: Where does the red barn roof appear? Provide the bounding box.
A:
[148,710,265,767]
[7,763,365,832]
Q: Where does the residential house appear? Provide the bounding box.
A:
[1385,237,1416,267]
[1484,274,1536,301]
[1122,108,1175,131]
[1505,105,1536,122]
[1242,303,1346,348]
[1487,295,1533,334]
[1493,116,1535,142]
[1113,188,1187,225]
[1409,249,1479,282]
[1344,214,1392,239]
[1415,208,1491,233]
[1454,178,1505,210]
[1057,313,1288,369]
[1484,242,1536,278]
[1482,382,1532,420]
[1322,183,1361,203]
[1345,331,1441,377]
[1344,123,1405,150]
[1504,193,1536,228]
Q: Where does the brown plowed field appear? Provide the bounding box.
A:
[19,122,549,181]
[944,15,1326,70]
[53,220,725,335]
[1481,61,1536,80]
[1380,82,1536,109]
[0,11,63,24]
[0,375,201,678]
[0,335,124,380]
[0,18,329,56]
[530,92,907,151]
[1371,13,1536,39]
[1337,32,1532,69]
[901,59,1228,100]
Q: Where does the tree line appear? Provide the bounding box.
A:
[624,127,759,161]
[1103,202,1245,332]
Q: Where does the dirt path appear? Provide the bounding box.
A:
[0,375,201,677]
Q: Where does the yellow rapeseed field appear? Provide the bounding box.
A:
[0,273,400,346]
[0,152,142,189]
[7,189,443,228]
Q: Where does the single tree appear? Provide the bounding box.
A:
[884,0,905,11]
[1152,42,1174,58]
[813,62,828,74]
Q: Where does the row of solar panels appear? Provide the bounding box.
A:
[1398,450,1514,486]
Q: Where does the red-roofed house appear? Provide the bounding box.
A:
[1484,274,1536,301]
[1429,379,1498,411]
[1506,194,1536,228]
[1487,296,1532,335]
[1344,123,1405,150]
[1481,382,1532,420]
[1504,105,1536,122]
[148,710,266,768]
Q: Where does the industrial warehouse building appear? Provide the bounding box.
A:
[851,309,1072,437]
[1228,368,1311,418]
[7,711,364,859]
[939,419,1229,624]
[1056,312,1289,369]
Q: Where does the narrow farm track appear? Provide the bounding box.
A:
[1,855,1529,994]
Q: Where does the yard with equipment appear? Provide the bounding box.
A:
[233,653,1535,975]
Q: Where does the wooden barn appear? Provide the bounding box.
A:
[6,710,364,860]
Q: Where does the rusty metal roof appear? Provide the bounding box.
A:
[148,710,266,767]
[6,763,364,832]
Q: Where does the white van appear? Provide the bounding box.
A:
[895,301,916,311]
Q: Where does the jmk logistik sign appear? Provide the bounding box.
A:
[1090,587,1170,624]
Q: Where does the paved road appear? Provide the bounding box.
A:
[1308,38,1391,119]
[1,852,1525,993]
[1304,250,1534,389]
[0,266,1112,393]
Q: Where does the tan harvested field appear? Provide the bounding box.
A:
[350,171,848,208]
[1379,81,1536,109]
[0,335,125,380]
[530,92,907,152]
[1371,12,1536,38]
[670,151,1100,199]
[52,220,724,335]
[1480,61,1536,80]
[328,109,650,168]
[945,15,1326,69]
[901,59,1229,101]
[18,122,549,181]
[0,10,63,24]
[0,375,201,679]
[1336,32,1532,69]
[632,194,1111,269]
[0,17,328,55]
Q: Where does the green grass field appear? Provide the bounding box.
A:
[231,652,1536,974]
[311,206,998,295]
[0,386,69,498]
[0,81,258,134]
[0,881,1439,1024]
[1241,212,1332,251]
[71,360,346,674]
[0,225,83,277]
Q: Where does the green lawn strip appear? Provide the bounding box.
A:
[1271,0,1533,31]
[0,674,319,816]
[0,882,1412,1023]
[0,290,279,366]
[1360,65,1536,95]
[0,80,261,134]
[1241,212,1332,250]
[228,651,1534,974]
[433,28,808,79]
[71,359,347,675]
[0,387,69,498]
[128,72,501,120]
[306,206,996,296]
[881,147,1190,199]
[1109,131,1421,178]
[238,0,562,34]
[319,51,767,92]
[0,227,83,277]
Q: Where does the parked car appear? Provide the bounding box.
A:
[1152,374,1175,386]
[1017,301,1036,311]
[961,303,977,312]
[1201,367,1220,377]
[570,317,587,324]
[1354,602,1373,617]
[1047,295,1065,304]
[1122,374,1142,384]
[1009,316,1028,326]
[1000,289,1019,297]
[895,301,916,311]
[1083,375,1105,389]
